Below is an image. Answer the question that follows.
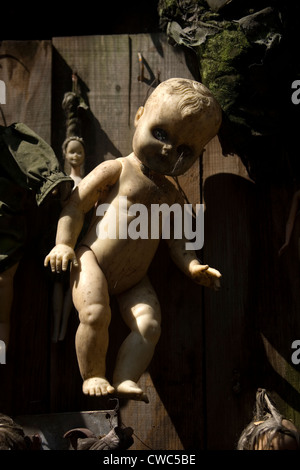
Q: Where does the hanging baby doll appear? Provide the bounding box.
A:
[237,388,299,450]
[45,78,222,402]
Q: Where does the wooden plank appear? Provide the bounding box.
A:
[202,137,300,449]
[254,183,300,434]
[0,40,52,141]
[113,34,204,450]
[202,137,258,449]
[123,36,203,449]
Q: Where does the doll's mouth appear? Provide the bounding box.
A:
[138,151,187,177]
[140,160,182,177]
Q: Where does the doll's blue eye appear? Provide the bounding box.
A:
[152,128,168,142]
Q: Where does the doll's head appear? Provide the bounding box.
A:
[237,388,300,450]
[62,136,85,169]
[132,78,222,176]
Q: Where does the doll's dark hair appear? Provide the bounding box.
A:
[61,90,86,157]
[237,388,300,450]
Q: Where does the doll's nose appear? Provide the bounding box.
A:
[161,144,172,156]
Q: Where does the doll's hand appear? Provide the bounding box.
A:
[44,244,78,273]
[190,262,221,291]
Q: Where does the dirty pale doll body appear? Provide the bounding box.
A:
[45,78,222,402]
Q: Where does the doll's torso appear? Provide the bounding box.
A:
[80,154,178,294]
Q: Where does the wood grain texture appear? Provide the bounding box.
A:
[0,40,52,141]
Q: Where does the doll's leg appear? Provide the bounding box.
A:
[71,246,114,396]
[114,276,161,402]
[0,262,19,346]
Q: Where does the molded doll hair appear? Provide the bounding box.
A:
[237,388,300,450]
[147,78,222,142]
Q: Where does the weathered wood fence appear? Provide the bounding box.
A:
[0,34,300,450]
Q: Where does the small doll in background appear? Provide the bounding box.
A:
[61,75,87,188]
[237,388,300,450]
[62,135,85,188]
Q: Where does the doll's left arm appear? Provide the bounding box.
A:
[166,237,221,290]
[166,191,221,290]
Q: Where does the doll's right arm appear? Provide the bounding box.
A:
[44,159,122,272]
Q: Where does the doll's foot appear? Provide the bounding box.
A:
[114,380,149,403]
[82,377,115,396]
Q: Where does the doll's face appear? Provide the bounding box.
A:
[132,96,207,176]
[65,140,85,168]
